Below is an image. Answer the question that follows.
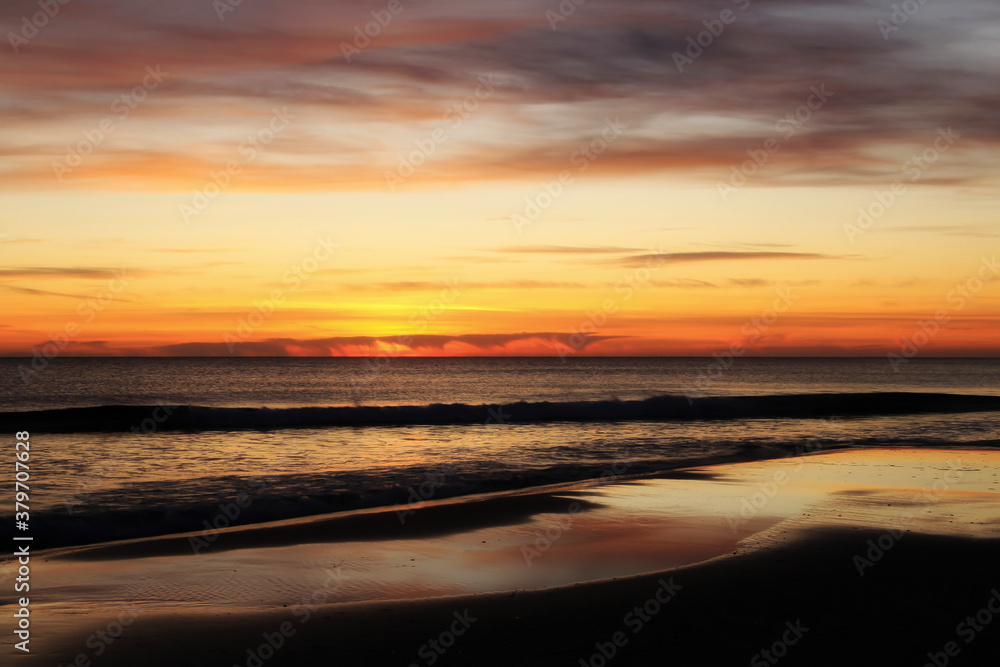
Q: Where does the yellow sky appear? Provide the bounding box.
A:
[1,0,999,356]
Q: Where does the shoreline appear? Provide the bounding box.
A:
[31,442,999,557]
[19,442,831,553]
[6,447,1000,665]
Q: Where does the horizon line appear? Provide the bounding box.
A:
[3,355,1000,360]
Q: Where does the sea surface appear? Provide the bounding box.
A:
[1,357,998,549]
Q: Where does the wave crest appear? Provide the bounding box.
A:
[4,392,1000,433]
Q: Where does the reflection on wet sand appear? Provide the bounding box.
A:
[11,448,1000,665]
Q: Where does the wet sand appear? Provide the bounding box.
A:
[6,448,1000,666]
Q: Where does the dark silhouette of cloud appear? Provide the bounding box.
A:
[143,332,624,356]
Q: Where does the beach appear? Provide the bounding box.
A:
[8,447,1000,666]
[5,0,1000,660]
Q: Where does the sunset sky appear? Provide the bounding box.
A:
[1,0,998,356]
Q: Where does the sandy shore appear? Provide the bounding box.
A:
[5,448,1000,665]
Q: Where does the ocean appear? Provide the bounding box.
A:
[2,357,999,549]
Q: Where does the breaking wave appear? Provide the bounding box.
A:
[4,392,1000,433]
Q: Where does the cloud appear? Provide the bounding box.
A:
[696,242,797,250]
[343,280,587,291]
[1,0,997,190]
[617,251,839,267]
[314,268,381,276]
[878,225,1000,238]
[495,246,641,255]
[727,278,773,288]
[0,267,132,279]
[1,285,97,300]
[645,277,815,289]
[140,332,623,356]
[649,278,718,289]
[153,248,245,254]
